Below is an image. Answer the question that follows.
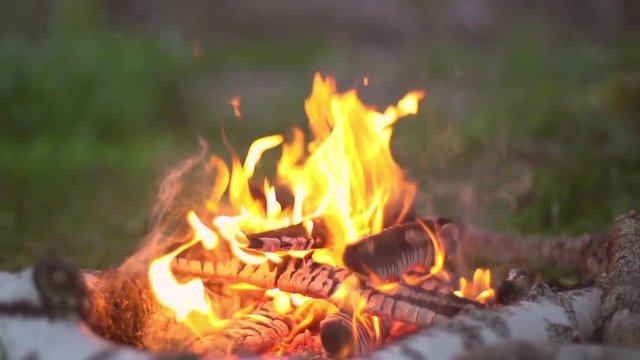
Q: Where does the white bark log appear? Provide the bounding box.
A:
[368,284,601,360]
[453,341,640,360]
[0,266,162,360]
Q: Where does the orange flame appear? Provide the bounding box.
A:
[454,268,495,304]
[148,73,424,337]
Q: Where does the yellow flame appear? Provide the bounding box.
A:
[148,73,424,332]
[454,268,495,304]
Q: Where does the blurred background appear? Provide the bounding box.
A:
[1,0,639,269]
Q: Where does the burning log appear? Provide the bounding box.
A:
[453,341,640,360]
[600,210,640,348]
[319,312,391,358]
[0,258,177,360]
[170,255,480,327]
[343,219,448,281]
[192,302,293,356]
[369,282,601,360]
[246,221,325,252]
[458,227,607,275]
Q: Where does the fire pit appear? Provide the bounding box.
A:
[1,74,639,360]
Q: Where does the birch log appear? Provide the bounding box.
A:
[601,210,640,347]
[320,312,391,358]
[368,283,601,360]
[0,258,175,360]
[454,341,640,360]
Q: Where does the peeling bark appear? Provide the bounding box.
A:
[369,284,601,360]
[601,210,640,348]
[0,258,181,360]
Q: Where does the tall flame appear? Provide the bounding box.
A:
[148,73,423,327]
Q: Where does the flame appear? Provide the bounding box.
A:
[229,97,242,119]
[147,73,424,341]
[454,268,495,304]
[363,77,369,86]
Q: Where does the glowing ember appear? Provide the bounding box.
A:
[229,97,242,119]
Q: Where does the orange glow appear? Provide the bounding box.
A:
[147,73,424,342]
[192,38,201,59]
[454,268,495,304]
[229,97,242,119]
[363,77,369,86]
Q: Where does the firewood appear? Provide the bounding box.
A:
[369,282,601,360]
[0,258,181,360]
[170,255,480,327]
[600,210,640,348]
[494,268,532,305]
[343,219,448,281]
[458,227,607,275]
[453,341,640,360]
[246,220,326,251]
[192,302,293,356]
[319,312,391,358]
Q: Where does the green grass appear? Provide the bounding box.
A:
[0,16,639,270]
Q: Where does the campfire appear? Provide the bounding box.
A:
[1,74,639,360]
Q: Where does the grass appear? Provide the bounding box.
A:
[0,17,638,270]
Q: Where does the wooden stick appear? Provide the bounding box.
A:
[343,219,447,281]
[170,255,480,327]
[320,312,391,358]
[192,302,293,356]
[369,283,601,360]
[458,226,607,275]
[601,210,640,348]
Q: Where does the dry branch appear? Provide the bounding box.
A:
[601,210,640,348]
[170,255,479,327]
[320,312,391,358]
[458,226,607,275]
[453,341,640,360]
[369,283,601,360]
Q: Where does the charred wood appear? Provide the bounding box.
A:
[495,268,532,306]
[170,255,480,327]
[320,312,391,358]
[343,219,449,281]
[369,283,601,360]
[192,302,293,356]
[246,220,327,252]
[600,210,640,348]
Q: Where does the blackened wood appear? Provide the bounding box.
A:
[193,302,293,356]
[246,220,327,251]
[343,219,449,281]
[320,312,391,358]
[495,269,532,305]
[601,210,640,348]
[170,255,479,327]
[370,283,602,360]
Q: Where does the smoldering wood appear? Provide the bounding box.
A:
[246,221,325,252]
[0,258,176,360]
[453,341,640,360]
[191,302,293,356]
[369,283,602,360]
[600,210,640,348]
[319,312,391,358]
[343,219,448,281]
[170,255,480,327]
[495,268,532,305]
[457,226,607,276]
